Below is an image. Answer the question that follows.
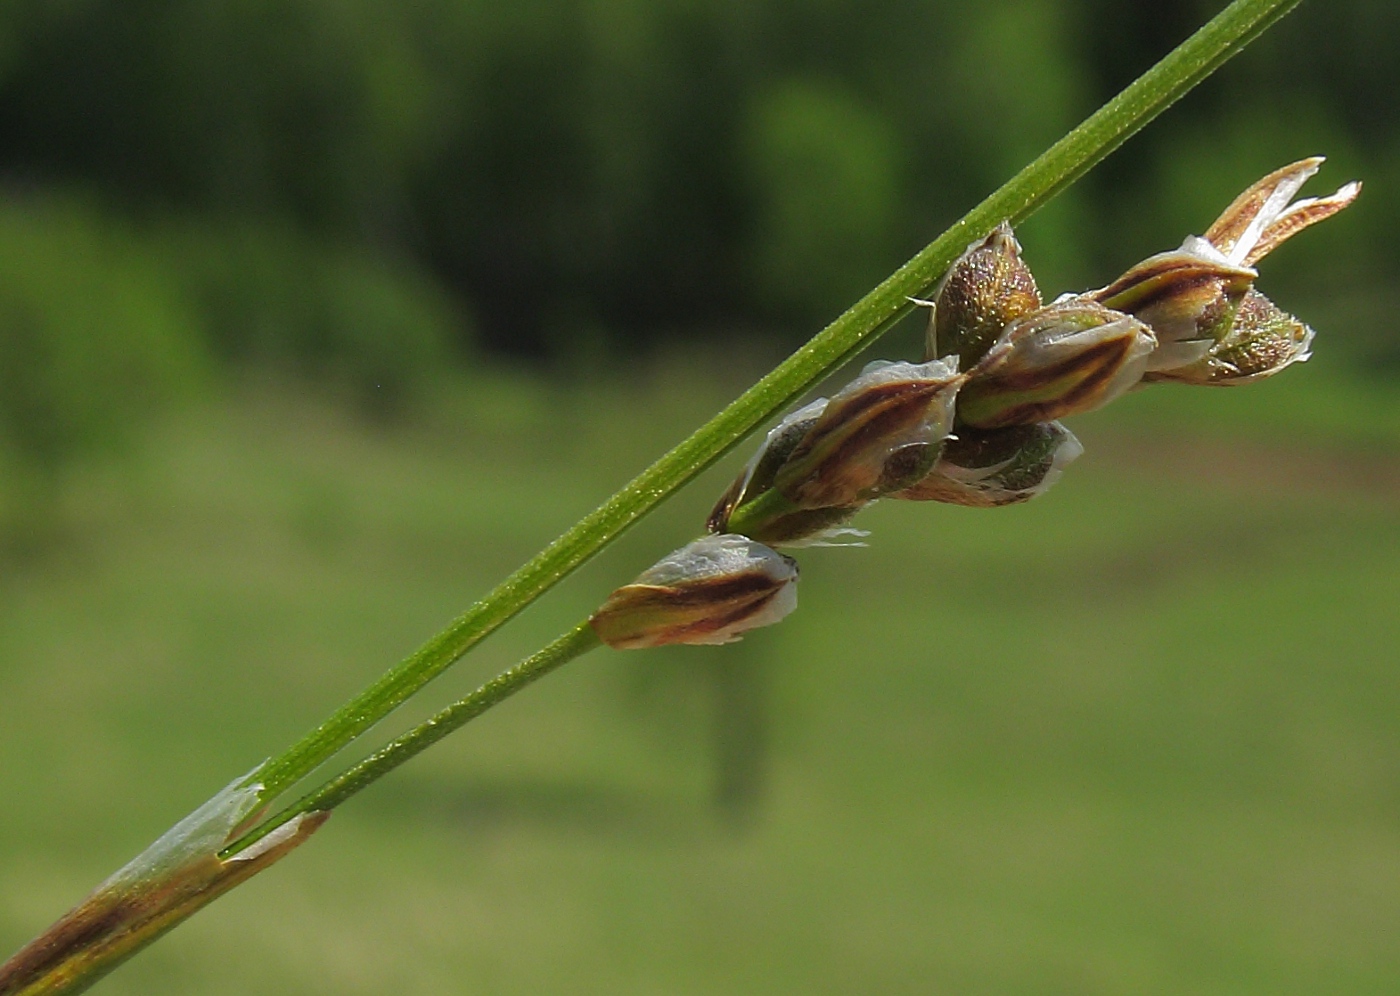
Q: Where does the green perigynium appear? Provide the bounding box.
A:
[921,222,1042,366]
[891,421,1084,507]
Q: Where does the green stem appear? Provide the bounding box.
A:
[0,3,1312,991]
[248,0,1305,805]
[225,623,601,856]
[722,489,804,541]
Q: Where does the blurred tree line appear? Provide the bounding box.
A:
[0,0,1394,493]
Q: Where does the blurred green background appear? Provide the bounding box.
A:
[1,0,1399,993]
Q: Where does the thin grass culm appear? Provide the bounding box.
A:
[0,1,1329,992]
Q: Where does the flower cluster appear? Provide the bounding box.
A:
[589,159,1358,650]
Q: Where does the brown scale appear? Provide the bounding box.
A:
[959,336,1132,428]
[777,379,948,506]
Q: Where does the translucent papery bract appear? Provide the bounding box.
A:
[100,771,265,893]
[956,297,1155,429]
[892,421,1083,507]
[1144,288,1313,385]
[0,773,327,996]
[923,222,1041,367]
[589,534,799,650]
[774,358,963,508]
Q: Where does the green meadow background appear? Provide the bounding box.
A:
[1,1,1399,993]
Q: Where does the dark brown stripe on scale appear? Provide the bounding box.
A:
[974,338,1131,424]
[623,571,788,611]
[778,380,948,500]
[979,336,1129,394]
[664,589,783,641]
[1097,270,1226,314]
[814,386,942,463]
[809,380,941,437]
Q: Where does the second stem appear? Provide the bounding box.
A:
[225,621,603,856]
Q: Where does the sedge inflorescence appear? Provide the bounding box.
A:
[589,158,1359,650]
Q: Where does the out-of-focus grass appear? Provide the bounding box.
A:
[3,350,1400,995]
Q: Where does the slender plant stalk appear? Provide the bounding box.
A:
[250,0,1307,807]
[228,0,1309,845]
[0,1,1307,991]
[232,623,602,853]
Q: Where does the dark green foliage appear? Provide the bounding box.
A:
[0,199,204,473]
[0,199,462,495]
[0,0,1394,355]
[159,220,464,408]
[0,0,1394,478]
[742,80,904,319]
